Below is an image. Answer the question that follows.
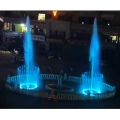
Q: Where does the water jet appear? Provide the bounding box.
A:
[5,17,116,101]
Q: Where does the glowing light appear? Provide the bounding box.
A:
[38,14,45,21]
[82,22,84,24]
[20,83,37,90]
[21,24,25,27]
[82,89,100,96]
[21,23,27,32]
[108,23,110,26]
[53,11,57,16]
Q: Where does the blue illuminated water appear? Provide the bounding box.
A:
[17,16,42,90]
[89,18,101,89]
[24,16,34,77]
[81,18,103,96]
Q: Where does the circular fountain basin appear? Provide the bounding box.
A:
[45,84,74,92]
[82,89,100,96]
[6,74,116,100]
[20,83,37,90]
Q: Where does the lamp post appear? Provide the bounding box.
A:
[52,11,58,20]
[53,11,57,16]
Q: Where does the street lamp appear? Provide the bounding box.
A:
[53,11,57,16]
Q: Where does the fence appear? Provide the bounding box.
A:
[6,74,116,100]
[56,90,115,100]
[7,74,61,83]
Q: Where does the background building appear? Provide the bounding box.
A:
[0,11,120,50]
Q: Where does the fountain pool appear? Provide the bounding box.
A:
[5,17,116,101]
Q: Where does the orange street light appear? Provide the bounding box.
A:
[53,11,57,16]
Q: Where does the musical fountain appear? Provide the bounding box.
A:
[5,17,116,100]
[81,18,103,96]
[6,16,42,92]
[18,16,42,90]
[45,73,74,92]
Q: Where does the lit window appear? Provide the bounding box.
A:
[110,35,116,41]
[38,14,45,21]
[22,26,27,32]
[4,23,10,29]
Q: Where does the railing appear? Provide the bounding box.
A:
[56,94,85,100]
[7,74,61,83]
[56,88,115,100]
[5,83,49,98]
[6,74,116,100]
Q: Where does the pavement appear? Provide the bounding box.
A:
[0,52,120,108]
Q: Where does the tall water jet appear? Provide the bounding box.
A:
[23,16,35,86]
[17,16,42,90]
[82,18,103,96]
[89,18,100,89]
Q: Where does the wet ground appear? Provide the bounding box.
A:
[0,51,120,108]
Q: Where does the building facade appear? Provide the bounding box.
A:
[0,11,120,50]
